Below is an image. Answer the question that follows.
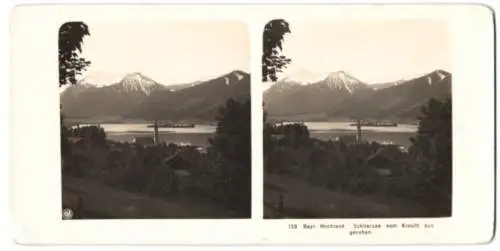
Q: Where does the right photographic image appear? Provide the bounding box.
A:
[262,19,452,219]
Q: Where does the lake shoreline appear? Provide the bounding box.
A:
[73,121,418,148]
[267,116,419,125]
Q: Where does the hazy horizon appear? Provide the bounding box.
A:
[263,19,451,90]
[68,20,249,88]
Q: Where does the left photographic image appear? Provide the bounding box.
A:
[59,20,251,219]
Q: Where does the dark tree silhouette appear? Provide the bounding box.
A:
[60,112,71,158]
[209,98,251,216]
[59,22,91,87]
[410,97,452,216]
[262,19,291,82]
[275,123,310,147]
[263,110,274,151]
[263,110,278,171]
[59,22,91,165]
[210,98,251,167]
[71,125,107,147]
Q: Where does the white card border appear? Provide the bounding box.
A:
[9,4,496,245]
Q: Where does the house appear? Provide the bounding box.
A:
[365,148,397,177]
[67,136,83,144]
[195,146,207,154]
[366,149,394,167]
[397,145,408,153]
[67,136,89,155]
[271,135,285,141]
[109,142,124,152]
[335,134,358,144]
[173,169,191,178]
[132,137,154,146]
[374,168,392,177]
[162,151,195,193]
[162,151,192,170]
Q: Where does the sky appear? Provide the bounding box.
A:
[77,20,249,86]
[272,19,451,85]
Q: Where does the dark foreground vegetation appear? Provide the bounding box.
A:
[58,22,252,219]
[61,98,251,219]
[264,97,452,218]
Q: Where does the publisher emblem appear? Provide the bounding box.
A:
[62,208,74,220]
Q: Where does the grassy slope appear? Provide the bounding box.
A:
[264,173,428,219]
[62,175,240,219]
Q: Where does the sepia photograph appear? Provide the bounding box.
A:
[9,4,494,245]
[263,19,452,219]
[59,20,251,219]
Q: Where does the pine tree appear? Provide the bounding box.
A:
[410,97,452,216]
[262,19,292,82]
[59,22,91,87]
[209,98,251,217]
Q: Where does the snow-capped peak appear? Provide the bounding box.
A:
[218,70,248,85]
[426,76,432,86]
[275,69,365,94]
[436,71,446,81]
[432,69,451,82]
[322,71,364,94]
[119,72,159,95]
[228,70,248,83]
[234,72,244,81]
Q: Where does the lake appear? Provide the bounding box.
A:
[304,122,417,148]
[90,123,216,147]
[95,122,417,148]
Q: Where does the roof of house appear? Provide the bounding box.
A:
[374,168,392,176]
[173,169,191,177]
[162,150,193,170]
[271,135,286,140]
[366,148,395,168]
[162,150,181,163]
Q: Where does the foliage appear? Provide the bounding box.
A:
[262,19,292,82]
[61,101,252,218]
[209,98,251,216]
[60,22,91,169]
[62,99,252,217]
[274,123,310,147]
[71,125,107,147]
[409,97,452,216]
[210,98,251,167]
[263,110,275,154]
[59,22,91,86]
[60,112,71,157]
[263,103,452,217]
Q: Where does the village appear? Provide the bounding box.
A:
[263,119,441,219]
[61,121,246,219]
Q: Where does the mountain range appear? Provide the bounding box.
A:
[263,69,451,121]
[62,69,451,122]
[60,70,250,122]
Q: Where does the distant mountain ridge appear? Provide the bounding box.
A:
[264,71,370,117]
[60,70,250,122]
[264,69,451,121]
